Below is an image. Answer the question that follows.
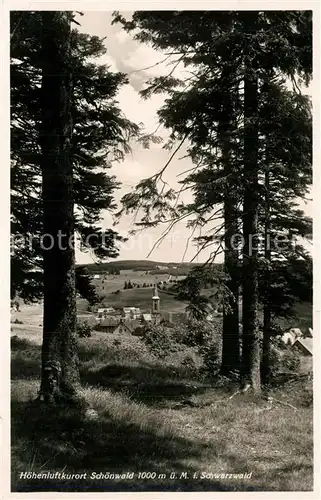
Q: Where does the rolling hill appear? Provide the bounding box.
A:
[80,260,222,274]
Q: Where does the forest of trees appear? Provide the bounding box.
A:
[10,10,312,403]
[114,11,312,392]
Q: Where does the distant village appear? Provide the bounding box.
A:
[90,283,222,335]
[86,279,313,361]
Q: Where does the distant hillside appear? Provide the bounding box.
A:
[80,260,222,274]
[99,288,188,313]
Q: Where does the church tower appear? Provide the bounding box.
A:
[152,282,160,325]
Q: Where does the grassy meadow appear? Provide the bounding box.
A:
[98,287,188,313]
[11,307,313,493]
[74,269,187,314]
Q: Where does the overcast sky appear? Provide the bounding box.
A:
[75,11,312,265]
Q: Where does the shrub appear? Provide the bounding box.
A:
[172,319,219,347]
[76,320,93,338]
[199,342,221,377]
[142,324,181,359]
[181,355,198,375]
[141,319,222,375]
[171,319,222,377]
[268,344,301,380]
[282,349,301,372]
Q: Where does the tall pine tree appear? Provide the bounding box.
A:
[11,11,141,304]
[11,11,142,402]
[40,11,78,401]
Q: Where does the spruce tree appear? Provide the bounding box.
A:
[241,11,260,390]
[39,11,78,402]
[10,11,141,402]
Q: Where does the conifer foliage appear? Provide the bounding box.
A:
[11,11,139,303]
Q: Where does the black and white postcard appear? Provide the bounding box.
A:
[1,2,320,498]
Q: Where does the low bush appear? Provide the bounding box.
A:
[180,355,198,375]
[172,319,220,347]
[268,344,301,381]
[141,319,222,379]
[199,342,221,377]
[282,348,301,372]
[76,320,93,338]
[142,324,181,359]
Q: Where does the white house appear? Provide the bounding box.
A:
[281,328,303,346]
[122,307,141,320]
[96,307,116,319]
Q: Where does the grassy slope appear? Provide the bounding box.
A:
[76,270,187,311]
[101,288,188,313]
[11,329,313,493]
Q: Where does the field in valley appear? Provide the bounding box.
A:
[90,270,185,297]
[97,288,188,313]
[11,308,313,493]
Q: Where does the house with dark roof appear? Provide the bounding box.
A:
[95,318,141,335]
[293,337,313,356]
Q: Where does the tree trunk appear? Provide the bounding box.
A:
[222,200,240,376]
[241,12,261,393]
[261,163,272,383]
[220,66,240,376]
[39,12,80,404]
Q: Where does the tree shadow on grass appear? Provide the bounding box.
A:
[11,400,262,493]
[11,335,207,408]
[11,336,41,380]
[11,355,41,380]
[81,363,209,408]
